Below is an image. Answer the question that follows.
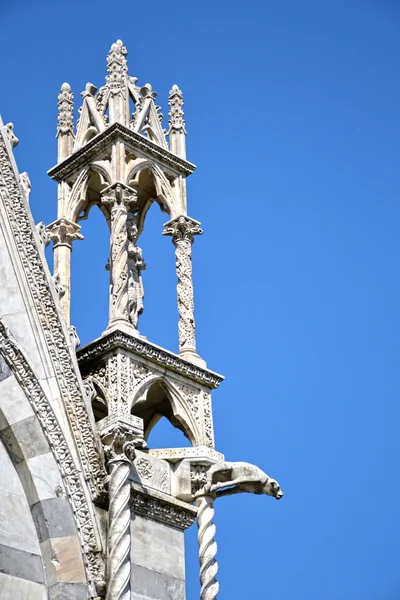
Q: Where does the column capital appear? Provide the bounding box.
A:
[47,217,83,249]
[162,215,203,244]
[101,182,139,211]
[99,414,145,467]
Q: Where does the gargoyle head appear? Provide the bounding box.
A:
[264,478,284,500]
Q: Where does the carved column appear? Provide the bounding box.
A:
[102,183,139,333]
[196,493,219,600]
[101,424,138,600]
[162,216,203,363]
[47,218,83,326]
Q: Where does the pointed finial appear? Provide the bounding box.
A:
[107,39,128,91]
[57,82,74,136]
[168,84,186,134]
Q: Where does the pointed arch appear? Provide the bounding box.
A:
[130,376,201,446]
[126,160,177,218]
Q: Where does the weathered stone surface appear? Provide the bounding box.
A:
[131,514,185,580]
[0,543,45,584]
[131,564,185,600]
[0,438,40,555]
[40,537,87,586]
[0,573,47,600]
[0,372,35,430]
[47,582,88,600]
[31,497,79,542]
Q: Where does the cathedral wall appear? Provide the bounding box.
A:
[0,426,47,599]
[131,514,186,600]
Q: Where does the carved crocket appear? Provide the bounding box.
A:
[206,461,284,500]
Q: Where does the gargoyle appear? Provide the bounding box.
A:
[206,461,283,500]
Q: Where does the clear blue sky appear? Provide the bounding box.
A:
[2,1,400,598]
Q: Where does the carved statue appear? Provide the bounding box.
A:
[5,122,19,148]
[205,461,284,500]
[19,172,31,201]
[126,212,146,328]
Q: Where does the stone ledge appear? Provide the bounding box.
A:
[77,329,224,389]
[130,482,196,531]
[48,122,196,181]
[149,446,224,464]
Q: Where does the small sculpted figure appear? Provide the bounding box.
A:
[206,461,283,500]
[20,172,31,201]
[126,213,146,328]
[5,122,19,148]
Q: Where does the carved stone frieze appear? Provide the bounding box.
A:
[130,484,196,530]
[78,328,224,390]
[86,351,152,416]
[149,446,224,463]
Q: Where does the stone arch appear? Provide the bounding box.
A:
[126,160,177,221]
[0,323,95,597]
[130,376,201,446]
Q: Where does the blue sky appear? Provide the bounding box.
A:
[2,1,400,598]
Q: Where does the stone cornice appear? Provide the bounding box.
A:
[130,482,196,530]
[48,122,196,181]
[77,330,224,389]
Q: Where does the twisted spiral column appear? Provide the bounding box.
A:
[102,426,137,600]
[106,458,131,600]
[109,202,129,326]
[196,494,219,600]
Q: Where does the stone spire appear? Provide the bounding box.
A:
[106,39,129,126]
[168,84,186,159]
[57,82,74,161]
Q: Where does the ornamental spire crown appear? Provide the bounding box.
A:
[49,39,202,364]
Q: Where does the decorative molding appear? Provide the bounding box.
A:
[129,485,196,531]
[48,122,196,182]
[78,330,224,390]
[149,446,224,463]
[135,457,154,479]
